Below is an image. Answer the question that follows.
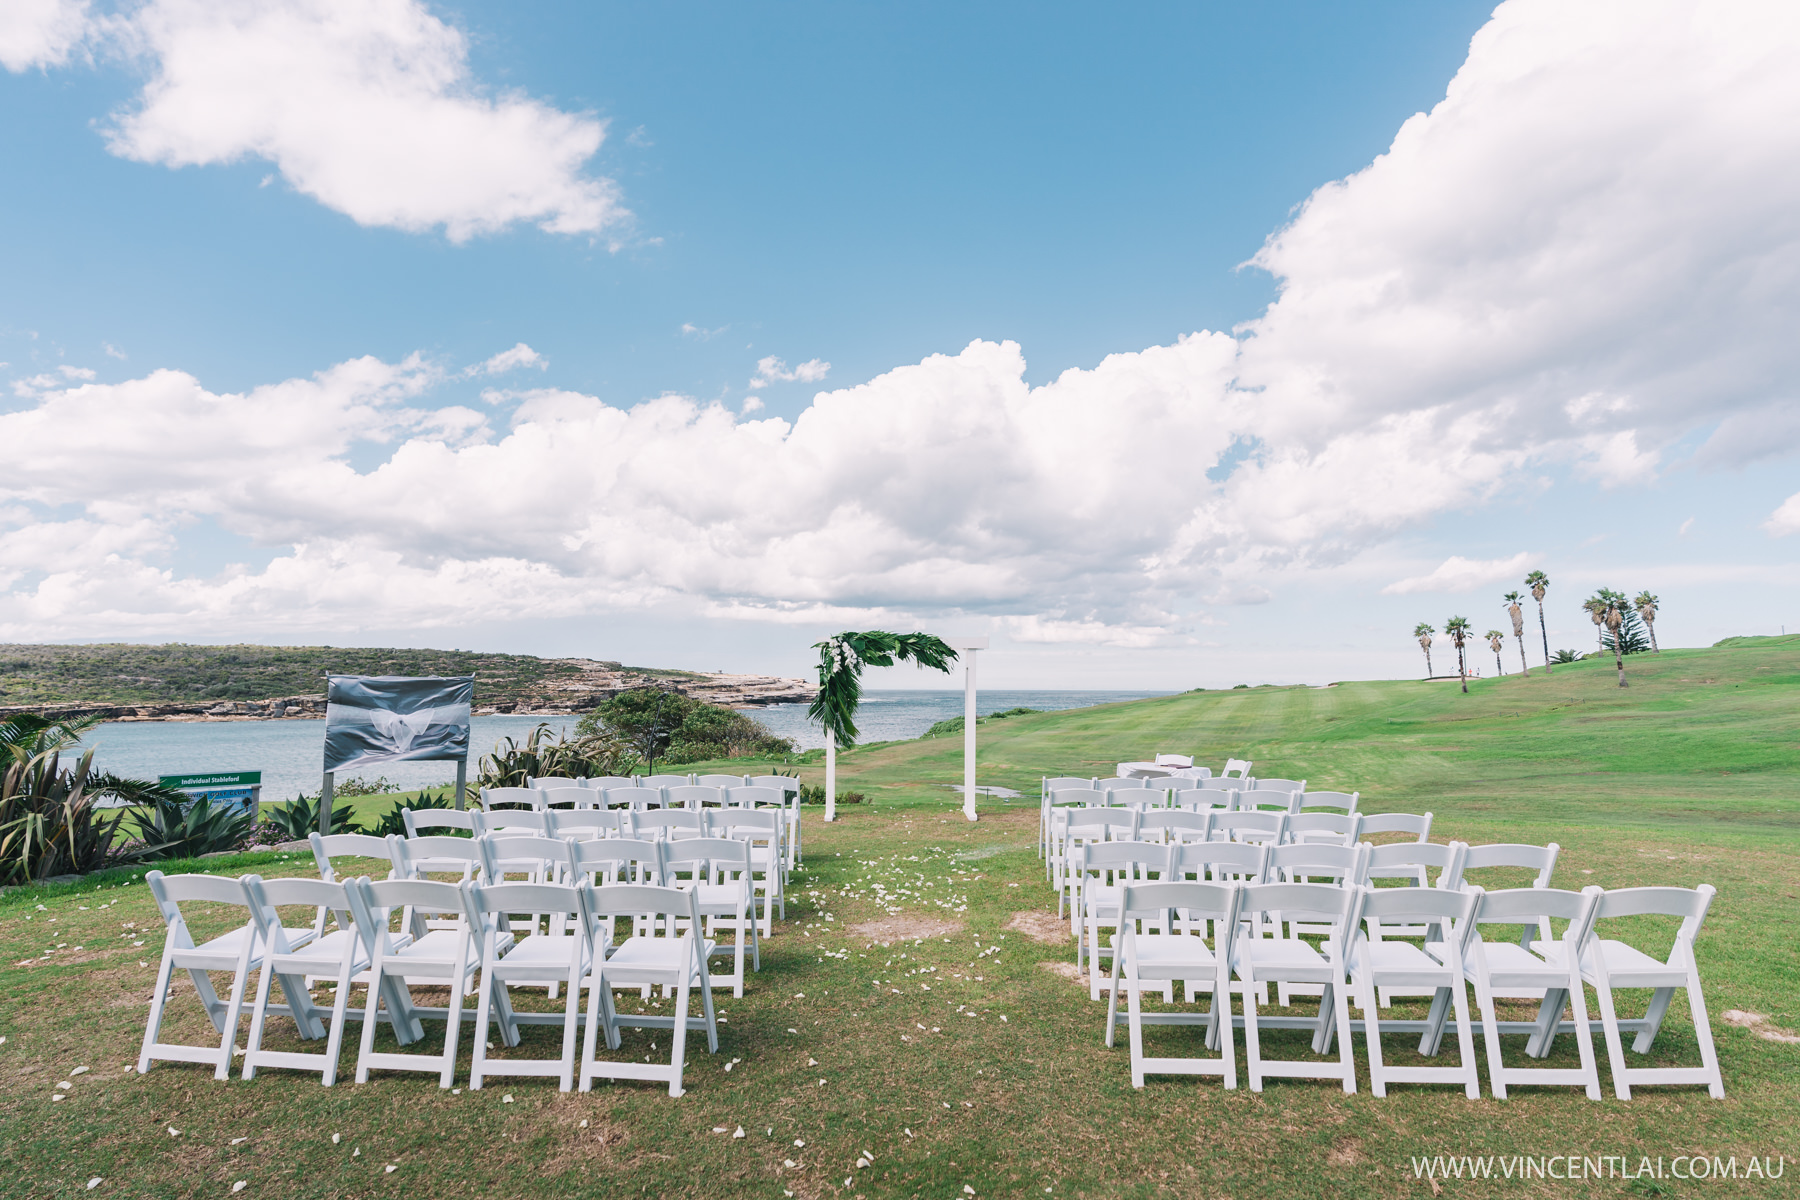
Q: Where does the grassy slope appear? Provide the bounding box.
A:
[2,639,1797,1198]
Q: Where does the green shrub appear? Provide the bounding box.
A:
[797,784,863,805]
[135,795,255,860]
[358,786,459,838]
[0,713,185,885]
[332,775,395,797]
[264,793,358,841]
[478,722,637,789]
[923,707,1041,738]
[575,690,794,770]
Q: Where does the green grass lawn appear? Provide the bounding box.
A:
[3,639,1797,1197]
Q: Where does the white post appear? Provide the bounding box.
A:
[950,637,989,822]
[824,738,837,823]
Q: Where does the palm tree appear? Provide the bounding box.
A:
[1602,594,1629,687]
[1525,570,1551,672]
[1444,616,1472,694]
[1413,622,1435,678]
[1583,595,1608,653]
[1486,630,1507,676]
[1635,590,1660,652]
[1503,590,1530,676]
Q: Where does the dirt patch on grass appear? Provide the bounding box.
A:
[846,916,964,943]
[1038,961,1090,989]
[1328,1138,1363,1167]
[1725,1009,1800,1044]
[1006,910,1068,944]
[535,1093,630,1173]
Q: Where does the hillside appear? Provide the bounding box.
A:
[0,642,812,718]
[802,635,1800,841]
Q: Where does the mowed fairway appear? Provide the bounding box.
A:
[3,638,1798,1198]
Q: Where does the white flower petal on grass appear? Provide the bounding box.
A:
[384,1166,397,1174]
[733,1127,745,1139]
[57,1081,71,1089]
[71,1066,88,1076]
[578,1120,588,1129]
[51,1094,65,1102]
[232,1184,247,1194]
[502,1094,514,1103]
[169,1127,182,1137]
[231,1138,247,1146]
[86,1180,102,1190]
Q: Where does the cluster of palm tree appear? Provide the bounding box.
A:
[1409,572,1661,692]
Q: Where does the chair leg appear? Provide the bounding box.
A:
[1592,971,1633,1101]
[1684,957,1725,1099]
[1359,973,1387,1098]
[1330,979,1356,1094]
[1475,976,1509,1100]
[139,955,178,1073]
[1634,986,1676,1054]
[1241,976,1265,1093]
[1450,979,1480,1100]
[668,967,691,1098]
[1566,971,1603,1101]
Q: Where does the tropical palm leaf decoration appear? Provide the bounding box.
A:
[808,631,959,748]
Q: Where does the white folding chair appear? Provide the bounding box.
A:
[467,879,595,1092]
[1350,886,1483,1098]
[483,810,551,835]
[629,809,705,842]
[706,808,784,931]
[667,785,727,810]
[588,776,637,791]
[139,871,308,1080]
[1105,880,1241,1089]
[642,774,692,790]
[1296,790,1359,815]
[1576,885,1724,1100]
[350,877,480,1087]
[1054,806,1138,917]
[1231,882,1363,1094]
[1170,788,1230,813]
[1173,839,1268,887]
[540,786,592,811]
[1221,758,1252,778]
[1461,887,1603,1100]
[696,774,746,789]
[529,776,583,790]
[1154,754,1194,768]
[579,884,719,1096]
[1040,777,1093,857]
[240,875,392,1086]
[1140,809,1210,845]
[1359,811,1433,844]
[481,786,544,812]
[548,809,619,840]
[1073,841,1172,998]
[742,776,803,868]
[1208,810,1288,847]
[1285,812,1364,847]
[1253,778,1305,796]
[604,786,666,812]
[1108,787,1170,811]
[1045,788,1109,881]
[307,831,400,943]
[1459,843,1559,952]
[402,807,481,838]
[658,838,760,997]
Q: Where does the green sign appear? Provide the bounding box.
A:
[159,771,262,789]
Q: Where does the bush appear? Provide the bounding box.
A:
[797,784,863,805]
[332,775,394,797]
[0,713,186,885]
[264,792,358,841]
[923,707,1042,738]
[1550,649,1581,664]
[135,795,255,860]
[478,722,638,789]
[358,787,459,838]
[576,690,795,769]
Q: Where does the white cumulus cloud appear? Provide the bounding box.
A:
[748,356,831,390]
[467,343,546,377]
[1381,553,1537,596]
[98,0,626,241]
[0,0,89,72]
[1764,493,1800,537]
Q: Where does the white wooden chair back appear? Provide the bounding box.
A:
[547,809,619,839]
[480,786,543,812]
[402,807,479,838]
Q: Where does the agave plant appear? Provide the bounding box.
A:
[479,722,637,788]
[1525,570,1552,672]
[1,713,186,885]
[1444,616,1472,694]
[1413,622,1435,678]
[359,786,458,838]
[264,792,358,842]
[1550,648,1581,664]
[136,795,256,860]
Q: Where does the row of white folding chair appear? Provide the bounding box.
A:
[1101,880,1723,1101]
[530,773,789,791]
[484,784,785,812]
[139,868,730,1095]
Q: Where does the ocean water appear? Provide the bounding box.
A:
[83,689,1170,800]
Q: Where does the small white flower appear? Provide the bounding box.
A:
[329,1134,339,1145]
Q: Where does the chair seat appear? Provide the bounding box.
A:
[180,923,317,965]
[1083,885,1124,913]
[278,929,372,970]
[1131,933,1218,974]
[1351,941,1446,974]
[493,933,580,972]
[693,885,748,913]
[1471,941,1572,987]
[1578,938,1686,987]
[605,936,718,971]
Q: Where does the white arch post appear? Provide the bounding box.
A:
[951,637,989,822]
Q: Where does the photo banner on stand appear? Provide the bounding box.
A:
[323,675,474,773]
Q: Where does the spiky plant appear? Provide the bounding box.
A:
[1413,622,1436,678]
[1503,590,1530,676]
[1486,630,1507,676]
[1444,616,1472,694]
[808,632,958,748]
[1525,570,1552,672]
[1635,590,1660,652]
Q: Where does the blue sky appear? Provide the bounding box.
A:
[2,0,1796,688]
